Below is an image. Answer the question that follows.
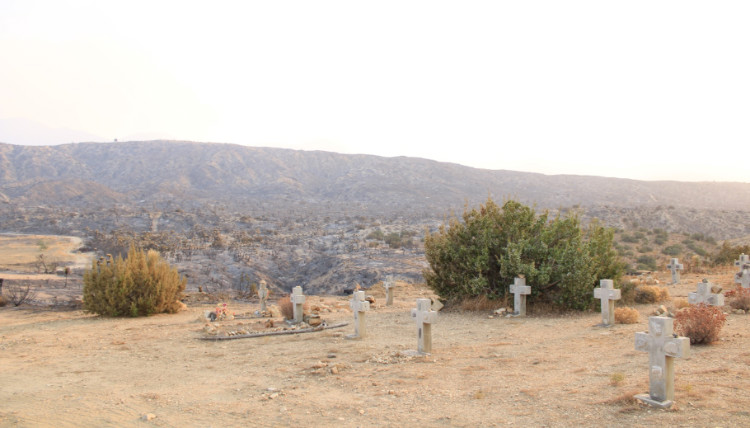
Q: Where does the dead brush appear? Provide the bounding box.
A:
[278,295,309,320]
[634,285,670,304]
[673,298,690,310]
[614,307,640,324]
[726,286,750,311]
[675,303,727,344]
[459,295,504,312]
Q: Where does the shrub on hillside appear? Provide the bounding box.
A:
[614,307,640,324]
[675,304,727,344]
[83,244,186,317]
[634,285,670,304]
[713,242,750,266]
[423,198,625,310]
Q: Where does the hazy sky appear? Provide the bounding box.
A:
[1,1,748,182]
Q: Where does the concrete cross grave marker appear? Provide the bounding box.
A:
[737,268,750,289]
[346,290,370,339]
[509,277,531,317]
[634,316,690,408]
[734,253,750,273]
[384,277,394,306]
[411,298,437,354]
[594,279,621,326]
[688,280,724,306]
[290,286,306,324]
[258,280,268,312]
[666,258,684,284]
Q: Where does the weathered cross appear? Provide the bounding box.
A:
[290,286,306,323]
[737,268,750,289]
[634,316,690,408]
[258,280,268,312]
[688,280,724,306]
[594,279,621,326]
[509,277,531,317]
[348,290,370,338]
[411,298,437,354]
[734,253,750,273]
[666,258,684,284]
[384,277,394,306]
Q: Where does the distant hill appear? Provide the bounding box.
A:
[2,140,749,214]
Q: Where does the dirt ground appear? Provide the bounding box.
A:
[1,269,750,427]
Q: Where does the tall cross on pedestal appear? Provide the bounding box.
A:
[509,277,531,317]
[666,258,684,284]
[594,279,621,326]
[258,280,268,312]
[348,290,370,339]
[634,316,690,408]
[290,286,306,323]
[411,298,437,354]
[384,277,394,306]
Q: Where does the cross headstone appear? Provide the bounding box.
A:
[290,286,306,323]
[258,280,268,312]
[634,316,690,408]
[509,277,531,317]
[666,258,684,284]
[688,280,724,306]
[347,290,370,339]
[411,298,437,354]
[593,279,621,326]
[737,268,750,289]
[384,277,394,306]
[734,253,750,273]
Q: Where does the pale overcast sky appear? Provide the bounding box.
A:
[1,1,748,182]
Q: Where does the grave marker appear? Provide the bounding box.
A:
[734,253,750,273]
[737,268,750,289]
[666,258,684,284]
[258,280,268,312]
[634,316,690,408]
[411,298,437,354]
[291,286,306,323]
[509,277,531,317]
[384,277,394,306]
[593,279,621,326]
[688,280,724,306]
[347,290,370,339]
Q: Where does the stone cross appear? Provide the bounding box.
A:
[411,298,437,354]
[737,268,750,289]
[258,280,268,312]
[348,290,370,338]
[509,277,531,316]
[634,316,690,408]
[688,280,724,306]
[734,253,750,273]
[593,279,621,326]
[384,277,394,306]
[290,286,306,323]
[666,258,684,284]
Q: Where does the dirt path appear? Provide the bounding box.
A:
[1,272,750,427]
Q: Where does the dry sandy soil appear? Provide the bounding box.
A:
[2,267,750,427]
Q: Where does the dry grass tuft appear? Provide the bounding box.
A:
[614,307,640,324]
[635,285,670,304]
[279,296,293,320]
[459,295,503,312]
[598,389,642,405]
[673,298,690,310]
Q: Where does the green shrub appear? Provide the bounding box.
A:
[662,244,683,256]
[83,244,186,317]
[423,198,625,311]
[713,242,750,266]
[675,304,727,344]
[636,255,658,271]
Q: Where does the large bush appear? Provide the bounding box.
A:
[424,199,624,310]
[83,244,186,316]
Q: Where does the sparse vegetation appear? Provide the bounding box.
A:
[83,244,186,317]
[662,244,683,256]
[675,304,727,344]
[424,198,624,310]
[713,242,750,266]
[2,280,37,306]
[726,286,750,311]
[614,307,640,324]
[634,285,670,304]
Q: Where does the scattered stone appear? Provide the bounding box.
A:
[141,413,156,421]
[493,307,507,315]
[307,314,322,327]
[365,296,375,305]
[330,366,339,375]
[634,316,690,408]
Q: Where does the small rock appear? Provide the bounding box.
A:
[141,413,156,421]
[494,308,507,315]
[711,285,723,294]
[327,353,337,359]
[365,296,375,305]
[330,366,339,375]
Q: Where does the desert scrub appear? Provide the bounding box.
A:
[614,307,640,324]
[726,287,750,311]
[278,295,293,320]
[83,244,186,317]
[675,304,727,344]
[634,285,670,304]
